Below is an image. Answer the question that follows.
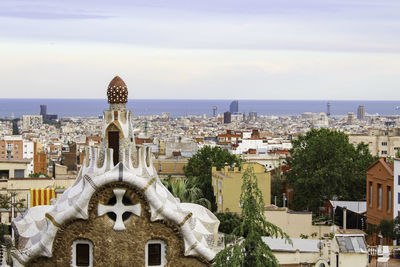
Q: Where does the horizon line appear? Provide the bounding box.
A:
[0,98,399,102]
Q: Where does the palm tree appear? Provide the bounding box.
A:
[163,176,211,209]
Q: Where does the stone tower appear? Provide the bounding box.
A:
[101,76,136,166]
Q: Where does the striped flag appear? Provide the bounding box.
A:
[30,188,55,207]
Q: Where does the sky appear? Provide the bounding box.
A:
[0,0,400,100]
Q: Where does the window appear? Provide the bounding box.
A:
[381,151,387,155]
[76,244,89,266]
[369,182,373,205]
[382,142,388,146]
[14,169,24,178]
[388,186,392,211]
[72,239,93,267]
[218,181,222,192]
[218,195,222,205]
[146,240,166,266]
[378,184,382,208]
[398,193,400,205]
[399,175,400,185]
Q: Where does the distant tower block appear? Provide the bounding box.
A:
[40,105,47,117]
[230,100,239,114]
[327,102,331,117]
[212,106,217,117]
[357,105,365,121]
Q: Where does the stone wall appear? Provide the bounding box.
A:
[27,182,208,266]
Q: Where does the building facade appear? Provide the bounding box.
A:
[349,131,400,158]
[0,136,23,160]
[212,162,271,213]
[366,158,394,244]
[357,105,365,121]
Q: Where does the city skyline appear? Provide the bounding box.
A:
[1,0,400,100]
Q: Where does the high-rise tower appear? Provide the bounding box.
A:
[230,100,239,114]
[327,102,331,117]
[40,105,47,118]
[357,105,365,121]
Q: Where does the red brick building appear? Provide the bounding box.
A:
[366,158,394,244]
[33,142,47,174]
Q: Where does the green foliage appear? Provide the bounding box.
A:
[379,219,395,239]
[312,214,333,225]
[311,232,318,238]
[29,172,49,178]
[365,224,379,243]
[184,146,242,211]
[0,194,25,211]
[286,128,376,212]
[162,176,211,209]
[300,234,309,239]
[0,223,9,244]
[215,212,242,235]
[396,149,400,158]
[271,165,285,206]
[213,166,289,267]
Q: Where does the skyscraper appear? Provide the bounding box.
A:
[327,102,331,117]
[357,105,365,121]
[224,112,231,124]
[40,105,47,117]
[230,100,239,114]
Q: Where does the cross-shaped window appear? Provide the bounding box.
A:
[98,189,141,231]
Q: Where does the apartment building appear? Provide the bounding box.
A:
[212,162,271,213]
[366,158,394,226]
[0,136,23,160]
[349,128,400,157]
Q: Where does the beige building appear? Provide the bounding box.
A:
[349,128,400,157]
[0,159,31,179]
[212,162,271,213]
[264,207,333,239]
[152,157,188,179]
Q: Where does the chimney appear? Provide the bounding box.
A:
[343,206,347,232]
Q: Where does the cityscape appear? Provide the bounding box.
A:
[1,1,400,267]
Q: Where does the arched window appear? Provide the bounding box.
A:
[72,239,93,267]
[146,240,167,266]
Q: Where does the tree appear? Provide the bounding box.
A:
[0,223,9,244]
[271,164,285,207]
[162,176,211,209]
[286,128,375,212]
[0,194,25,211]
[379,219,395,244]
[184,146,242,211]
[215,212,242,235]
[214,166,289,267]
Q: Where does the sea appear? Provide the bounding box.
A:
[0,99,399,118]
